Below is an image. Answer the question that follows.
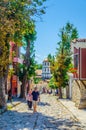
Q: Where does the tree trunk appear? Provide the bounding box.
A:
[20,75,27,98]
[22,74,27,98]
[0,77,7,109]
[58,87,63,98]
[21,40,30,98]
[5,79,7,94]
[20,84,23,98]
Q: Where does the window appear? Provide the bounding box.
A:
[74,54,78,68]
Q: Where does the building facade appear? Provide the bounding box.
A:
[69,39,86,108]
[71,39,86,79]
[42,59,52,80]
[7,41,22,98]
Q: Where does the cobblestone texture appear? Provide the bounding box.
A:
[0,94,86,130]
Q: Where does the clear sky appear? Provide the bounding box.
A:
[35,0,86,64]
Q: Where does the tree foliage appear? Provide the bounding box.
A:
[47,54,55,66]
[50,22,79,98]
[0,0,46,106]
[18,26,37,80]
[0,0,46,77]
[48,76,57,89]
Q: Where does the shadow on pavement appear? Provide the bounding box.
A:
[38,102,51,106]
[0,101,84,130]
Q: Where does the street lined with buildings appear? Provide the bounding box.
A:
[0,94,86,130]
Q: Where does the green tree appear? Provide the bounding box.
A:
[36,64,42,69]
[47,54,55,66]
[0,0,46,108]
[20,26,37,98]
[52,22,78,98]
[49,76,57,89]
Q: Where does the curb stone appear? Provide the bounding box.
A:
[58,99,79,122]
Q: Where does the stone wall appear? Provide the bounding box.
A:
[72,80,86,109]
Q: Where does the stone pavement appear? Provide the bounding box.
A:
[59,98,86,126]
[7,98,23,109]
[0,98,23,114]
[0,94,86,130]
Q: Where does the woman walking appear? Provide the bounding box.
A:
[26,89,33,110]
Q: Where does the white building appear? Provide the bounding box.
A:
[42,58,52,80]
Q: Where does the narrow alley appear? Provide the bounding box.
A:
[0,94,85,130]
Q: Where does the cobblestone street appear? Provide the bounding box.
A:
[0,94,86,130]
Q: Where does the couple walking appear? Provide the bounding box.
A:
[26,87,40,113]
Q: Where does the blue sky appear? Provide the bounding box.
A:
[35,0,86,63]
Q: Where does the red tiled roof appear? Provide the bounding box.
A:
[72,39,86,43]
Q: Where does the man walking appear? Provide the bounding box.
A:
[32,87,40,113]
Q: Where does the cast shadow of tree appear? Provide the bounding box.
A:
[0,102,83,130]
[38,101,51,106]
